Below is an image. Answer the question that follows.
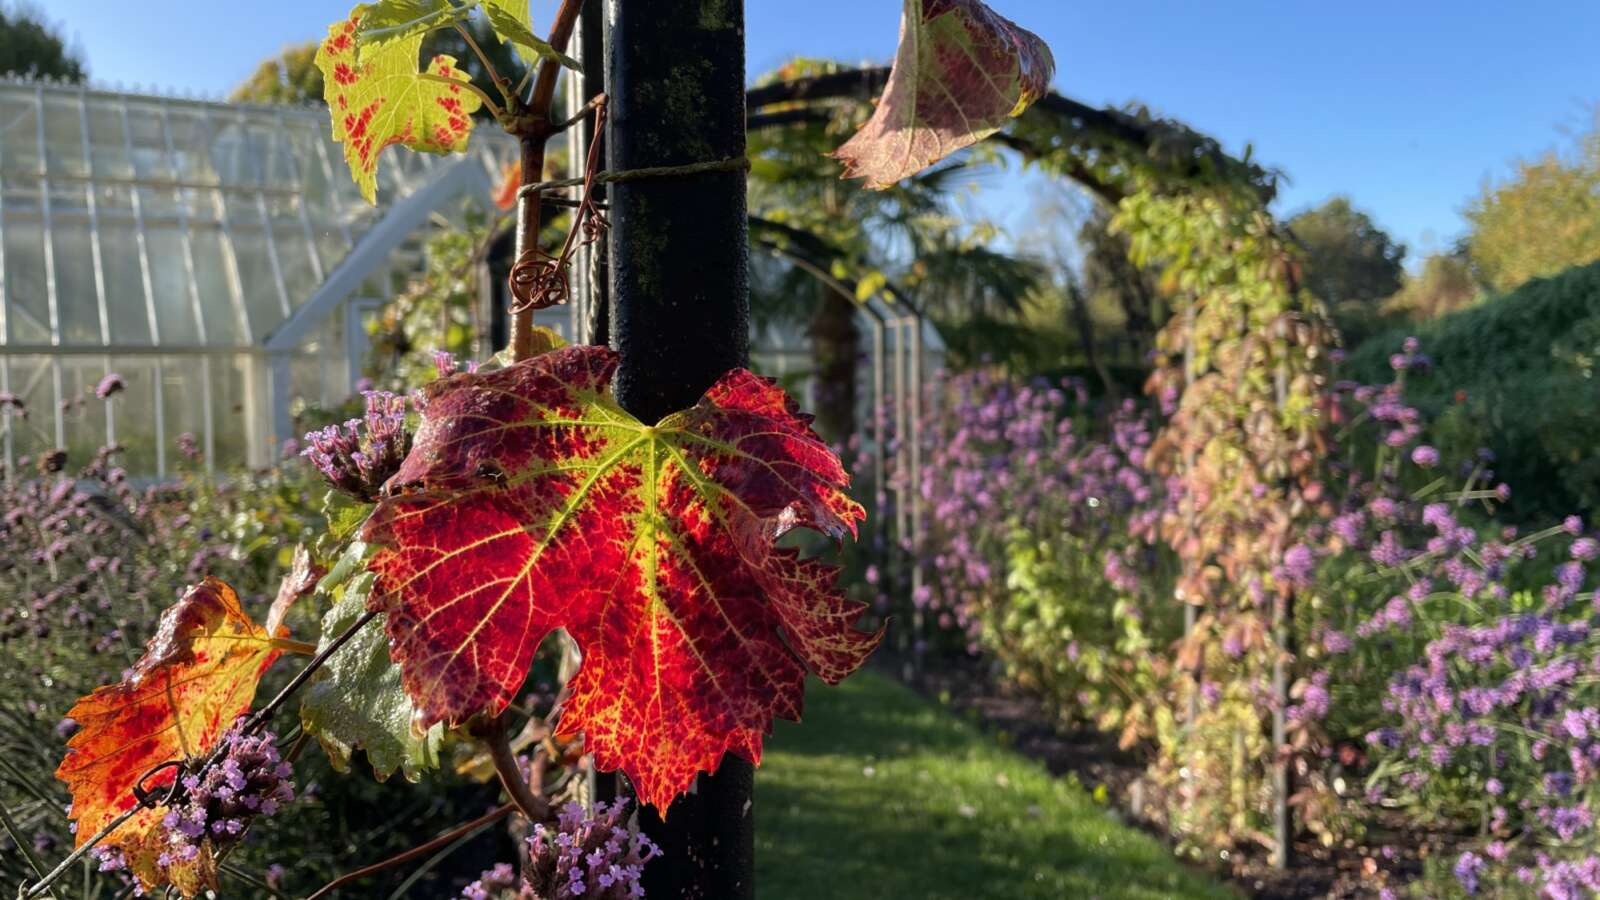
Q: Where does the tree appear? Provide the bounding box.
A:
[229,42,322,104]
[1383,250,1480,322]
[1465,121,1600,294]
[1286,196,1405,341]
[0,2,85,82]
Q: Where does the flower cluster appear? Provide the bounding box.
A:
[523,799,659,899]
[301,390,412,501]
[156,726,295,868]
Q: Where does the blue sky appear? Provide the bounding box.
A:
[43,0,1600,265]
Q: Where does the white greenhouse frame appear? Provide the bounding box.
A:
[0,78,519,476]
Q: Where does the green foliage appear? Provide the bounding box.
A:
[1465,119,1600,294]
[301,559,446,783]
[1114,177,1337,849]
[1348,257,1600,519]
[0,3,84,82]
[1287,196,1406,345]
[1382,250,1481,323]
[479,0,578,70]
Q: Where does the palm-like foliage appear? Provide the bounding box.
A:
[746,59,1046,438]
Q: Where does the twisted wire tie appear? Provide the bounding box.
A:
[515,155,751,200]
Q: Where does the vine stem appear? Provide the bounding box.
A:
[243,609,378,737]
[484,713,551,823]
[507,0,584,361]
[302,803,515,900]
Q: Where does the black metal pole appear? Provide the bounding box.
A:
[604,0,753,897]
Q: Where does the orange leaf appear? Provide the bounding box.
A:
[493,159,520,210]
[56,579,286,896]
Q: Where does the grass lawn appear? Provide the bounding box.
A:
[755,672,1237,900]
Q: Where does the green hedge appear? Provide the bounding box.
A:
[1345,259,1600,519]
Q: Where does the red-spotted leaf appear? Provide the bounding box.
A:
[56,579,286,896]
[363,346,880,809]
[835,0,1054,189]
[316,5,483,203]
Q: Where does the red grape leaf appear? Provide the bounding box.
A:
[363,346,881,809]
[315,6,483,203]
[835,0,1054,189]
[55,579,286,896]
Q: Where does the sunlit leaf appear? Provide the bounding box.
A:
[316,5,483,203]
[267,544,325,635]
[300,553,444,783]
[363,346,880,809]
[835,0,1054,189]
[355,0,466,60]
[55,579,286,897]
[482,0,580,71]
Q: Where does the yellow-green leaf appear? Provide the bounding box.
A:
[316,5,483,203]
[482,0,581,71]
[356,0,466,62]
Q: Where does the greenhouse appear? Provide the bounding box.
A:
[0,78,520,475]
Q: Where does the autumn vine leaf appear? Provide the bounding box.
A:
[835,0,1055,189]
[55,579,290,896]
[316,5,483,203]
[481,0,580,71]
[362,346,882,809]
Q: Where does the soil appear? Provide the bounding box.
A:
[900,657,1466,899]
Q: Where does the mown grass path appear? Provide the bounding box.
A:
[756,672,1237,900]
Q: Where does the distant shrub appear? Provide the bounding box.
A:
[1347,259,1600,520]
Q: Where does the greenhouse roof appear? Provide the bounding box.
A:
[0,77,516,353]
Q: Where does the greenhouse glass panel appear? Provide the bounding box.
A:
[50,218,106,345]
[189,229,245,346]
[211,355,256,469]
[84,98,131,178]
[6,355,54,462]
[143,225,202,344]
[0,91,40,176]
[100,226,153,345]
[41,93,87,178]
[158,354,206,469]
[109,356,161,474]
[4,219,51,345]
[59,355,110,462]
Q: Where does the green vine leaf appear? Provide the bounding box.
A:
[835,0,1054,189]
[482,0,580,71]
[301,557,444,783]
[355,0,468,61]
[316,5,484,203]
